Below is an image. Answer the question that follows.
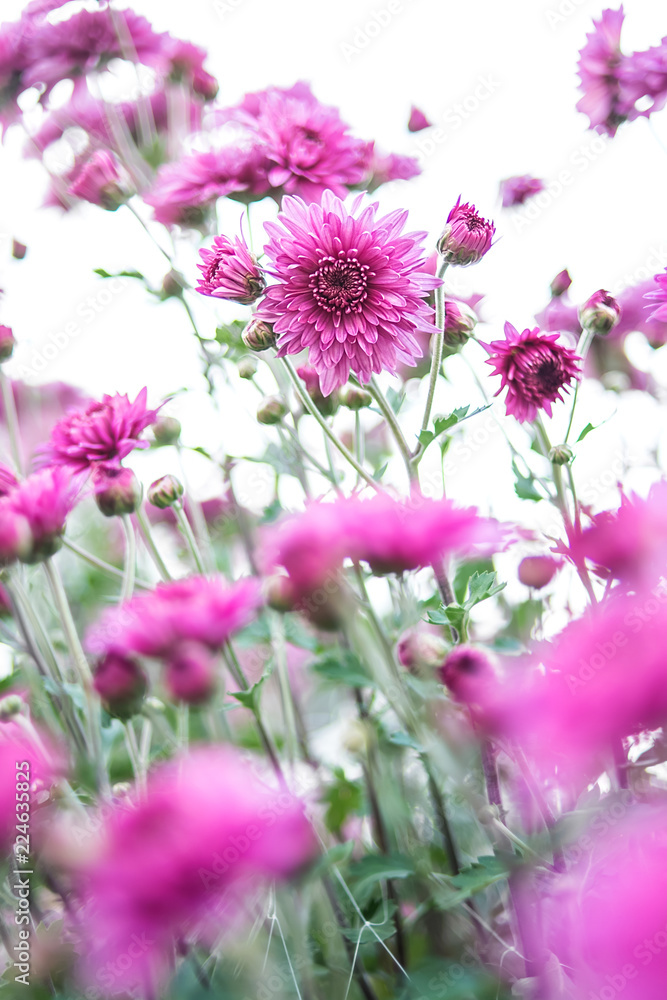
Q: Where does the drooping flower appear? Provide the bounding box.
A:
[76,747,315,996]
[257,193,440,395]
[437,197,495,267]
[644,267,667,324]
[482,322,581,423]
[196,234,265,304]
[499,175,544,207]
[7,467,80,563]
[407,105,431,132]
[86,576,262,660]
[68,151,129,210]
[576,7,630,135]
[40,388,159,473]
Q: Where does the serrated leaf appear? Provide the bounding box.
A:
[310,841,355,878]
[512,460,543,502]
[441,855,508,908]
[348,853,415,899]
[453,559,495,605]
[229,673,268,713]
[444,604,467,634]
[417,430,435,447]
[311,649,375,688]
[464,571,506,610]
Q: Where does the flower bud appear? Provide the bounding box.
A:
[443,300,476,348]
[579,289,621,336]
[339,384,372,410]
[93,466,141,517]
[0,326,15,362]
[549,444,574,466]
[238,356,258,380]
[297,365,338,417]
[152,416,181,446]
[69,151,131,211]
[265,575,296,613]
[196,234,265,304]
[550,269,572,298]
[437,197,495,267]
[343,719,371,756]
[160,270,186,300]
[397,629,449,674]
[94,653,148,719]
[0,695,25,720]
[518,555,560,589]
[11,240,27,261]
[257,395,288,425]
[438,645,497,705]
[242,318,276,352]
[0,512,32,567]
[147,474,184,509]
[0,583,12,618]
[164,642,216,705]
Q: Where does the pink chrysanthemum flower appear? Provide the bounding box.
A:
[196,234,265,304]
[7,467,80,563]
[499,175,544,208]
[620,42,667,123]
[407,105,431,132]
[86,576,261,660]
[482,322,581,423]
[161,37,218,100]
[0,463,17,498]
[576,7,629,135]
[437,196,495,267]
[40,388,159,473]
[644,267,667,324]
[77,747,315,997]
[68,151,128,210]
[363,148,421,191]
[257,192,440,395]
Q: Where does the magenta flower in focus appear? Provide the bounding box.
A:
[77,747,315,996]
[437,197,495,267]
[499,175,544,207]
[482,322,581,422]
[258,193,440,395]
[644,267,667,324]
[7,467,79,563]
[196,234,265,304]
[576,7,629,135]
[87,576,261,660]
[407,105,431,132]
[68,151,128,210]
[41,388,159,473]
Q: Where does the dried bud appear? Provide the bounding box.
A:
[93,466,141,517]
[257,395,288,425]
[518,555,560,589]
[550,269,572,298]
[549,443,574,466]
[397,629,449,674]
[339,384,372,410]
[0,326,15,362]
[437,197,495,267]
[242,318,276,352]
[165,642,216,705]
[147,474,184,509]
[94,653,147,719]
[152,416,181,446]
[579,289,621,336]
[238,356,258,380]
[11,240,27,261]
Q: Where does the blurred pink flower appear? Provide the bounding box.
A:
[0,463,18,498]
[196,234,265,304]
[363,148,421,190]
[40,388,158,473]
[407,105,431,132]
[258,192,439,394]
[77,747,315,996]
[576,7,629,135]
[534,294,582,337]
[7,467,80,563]
[0,381,89,470]
[0,716,61,853]
[482,322,581,422]
[437,196,495,267]
[0,326,15,361]
[619,40,667,123]
[644,267,667,324]
[68,151,128,210]
[499,175,544,207]
[87,576,262,659]
[160,37,218,100]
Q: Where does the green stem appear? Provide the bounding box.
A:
[412,261,448,473]
[223,643,285,784]
[368,377,414,484]
[173,502,207,575]
[281,358,382,492]
[120,514,136,602]
[0,370,23,475]
[135,505,172,581]
[63,537,151,589]
[564,327,594,444]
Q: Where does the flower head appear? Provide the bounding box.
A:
[68,151,129,210]
[576,7,629,135]
[77,747,315,996]
[437,197,495,267]
[7,467,79,563]
[482,322,581,422]
[257,193,439,395]
[40,388,159,473]
[499,175,544,207]
[644,267,667,324]
[93,653,147,720]
[92,465,141,518]
[196,234,265,304]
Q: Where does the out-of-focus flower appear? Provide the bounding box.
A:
[534,294,582,337]
[0,716,61,853]
[0,464,18,498]
[87,576,262,660]
[296,366,339,417]
[437,197,495,267]
[196,234,265,304]
[438,645,498,708]
[76,747,315,996]
[257,193,439,395]
[0,503,31,567]
[550,269,572,297]
[0,382,89,470]
[618,39,667,125]
[164,642,217,705]
[161,37,218,100]
[482,322,581,423]
[397,629,448,674]
[147,475,184,510]
[407,106,431,132]
[7,467,79,563]
[92,465,141,518]
[93,653,147,720]
[362,148,421,191]
[40,388,159,474]
[644,267,667,324]
[11,240,27,261]
[68,151,130,210]
[152,416,181,446]
[576,7,629,135]
[546,804,667,1000]
[579,289,621,335]
[517,555,560,589]
[0,326,15,361]
[257,395,288,425]
[499,175,544,207]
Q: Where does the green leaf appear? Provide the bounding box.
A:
[386,387,406,414]
[93,267,145,280]
[442,855,508,908]
[229,673,268,713]
[322,769,363,835]
[311,649,375,688]
[576,422,595,442]
[310,841,355,878]
[259,498,283,524]
[444,604,467,635]
[464,571,506,610]
[372,462,388,482]
[453,558,495,604]
[387,731,423,752]
[348,853,415,901]
[512,460,544,502]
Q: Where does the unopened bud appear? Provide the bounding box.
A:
[397,629,449,674]
[438,645,497,707]
[242,318,276,352]
[238,356,258,380]
[437,197,495,267]
[152,416,181,445]
[0,326,15,362]
[94,653,147,720]
[549,444,574,466]
[257,395,287,425]
[11,240,27,261]
[518,555,560,589]
[0,695,24,719]
[339,384,372,410]
[579,289,621,336]
[164,642,217,705]
[147,474,184,509]
[297,365,338,417]
[550,269,572,298]
[94,466,141,517]
[443,300,476,348]
[343,720,371,756]
[160,269,186,299]
[265,575,296,613]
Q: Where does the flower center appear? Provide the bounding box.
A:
[310,254,369,315]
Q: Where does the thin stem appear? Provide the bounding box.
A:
[270,613,298,769]
[223,643,285,785]
[63,537,151,589]
[124,202,172,264]
[281,358,382,492]
[120,514,136,603]
[368,377,414,484]
[135,505,172,581]
[173,502,207,575]
[412,261,448,471]
[564,327,595,444]
[0,370,23,475]
[422,756,460,875]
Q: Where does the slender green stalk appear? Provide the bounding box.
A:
[269,613,298,769]
[135,505,172,581]
[281,358,382,492]
[368,377,414,484]
[0,370,23,475]
[173,503,207,575]
[411,261,448,473]
[564,327,595,444]
[120,514,136,602]
[63,537,151,589]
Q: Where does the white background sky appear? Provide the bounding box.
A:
[0,0,666,575]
